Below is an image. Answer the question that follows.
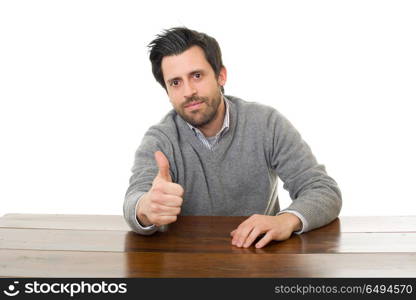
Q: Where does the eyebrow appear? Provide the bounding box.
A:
[166,69,204,84]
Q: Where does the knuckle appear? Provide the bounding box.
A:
[179,186,185,196]
[148,216,158,225]
[150,203,160,213]
[149,189,160,200]
[153,181,167,193]
[251,228,260,237]
[153,193,166,205]
[173,184,184,196]
[176,197,184,206]
[235,226,243,236]
[165,216,176,224]
[166,216,177,224]
[266,231,274,239]
[151,180,161,190]
[153,217,164,226]
[155,186,166,194]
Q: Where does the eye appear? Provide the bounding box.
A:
[170,79,180,87]
[194,72,201,79]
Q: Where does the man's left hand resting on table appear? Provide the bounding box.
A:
[230,213,301,248]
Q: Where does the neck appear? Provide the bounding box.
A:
[197,96,225,137]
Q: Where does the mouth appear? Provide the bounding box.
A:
[184,101,205,110]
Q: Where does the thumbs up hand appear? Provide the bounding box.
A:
[136,151,184,227]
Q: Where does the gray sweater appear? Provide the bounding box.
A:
[124,95,342,235]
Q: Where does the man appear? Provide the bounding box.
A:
[123,27,342,248]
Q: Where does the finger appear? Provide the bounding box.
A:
[233,225,254,247]
[155,151,172,182]
[231,216,256,246]
[157,206,181,216]
[230,230,236,237]
[243,228,263,248]
[149,202,180,216]
[154,194,183,207]
[255,231,274,248]
[161,182,184,197]
[153,215,177,226]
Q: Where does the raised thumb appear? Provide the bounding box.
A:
[154,151,172,182]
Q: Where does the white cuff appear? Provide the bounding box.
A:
[277,210,308,234]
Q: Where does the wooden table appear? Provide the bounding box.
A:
[0,214,415,277]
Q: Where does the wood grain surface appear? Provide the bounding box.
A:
[1,214,415,277]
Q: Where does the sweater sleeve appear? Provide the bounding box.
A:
[123,127,176,235]
[266,110,342,232]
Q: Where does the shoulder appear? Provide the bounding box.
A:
[225,94,285,124]
[140,109,180,148]
[145,109,179,136]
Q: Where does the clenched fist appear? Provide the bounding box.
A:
[136,151,184,227]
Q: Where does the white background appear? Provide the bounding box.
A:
[1,0,415,217]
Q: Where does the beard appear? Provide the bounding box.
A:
[177,88,222,128]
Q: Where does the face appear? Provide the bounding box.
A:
[161,45,226,127]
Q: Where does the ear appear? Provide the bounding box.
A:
[218,66,227,87]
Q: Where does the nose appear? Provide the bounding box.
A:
[183,79,197,99]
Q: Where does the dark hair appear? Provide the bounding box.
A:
[148,27,224,93]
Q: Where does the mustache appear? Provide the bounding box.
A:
[183,96,208,108]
